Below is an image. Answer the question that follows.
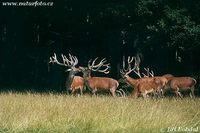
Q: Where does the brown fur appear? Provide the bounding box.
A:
[162,74,174,81]
[153,74,174,96]
[87,77,119,97]
[124,76,163,98]
[167,77,196,98]
[156,74,174,96]
[70,76,84,95]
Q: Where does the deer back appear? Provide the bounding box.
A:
[88,77,119,90]
[169,77,196,89]
[162,74,174,81]
[140,77,162,88]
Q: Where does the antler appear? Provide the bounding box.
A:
[124,56,134,75]
[142,67,150,77]
[120,56,141,78]
[142,67,154,77]
[87,57,110,74]
[133,55,141,78]
[149,70,154,77]
[49,53,78,67]
[64,53,78,67]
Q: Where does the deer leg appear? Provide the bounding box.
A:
[156,88,163,98]
[156,86,162,98]
[152,91,157,98]
[190,86,195,98]
[141,92,147,98]
[162,87,167,97]
[80,86,83,96]
[139,88,148,99]
[71,89,75,95]
[130,89,138,98]
[92,88,97,96]
[178,92,183,98]
[160,88,165,97]
[174,87,183,98]
[110,87,116,97]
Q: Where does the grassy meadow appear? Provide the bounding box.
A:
[0,92,200,133]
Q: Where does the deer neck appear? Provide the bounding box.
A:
[83,71,91,87]
[125,75,138,87]
[66,71,75,90]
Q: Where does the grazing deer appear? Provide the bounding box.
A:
[120,56,163,98]
[79,58,119,97]
[166,77,196,98]
[49,53,84,95]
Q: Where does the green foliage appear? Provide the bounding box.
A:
[137,0,200,50]
[104,5,128,17]
[136,0,159,16]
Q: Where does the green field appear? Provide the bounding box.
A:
[0,92,199,133]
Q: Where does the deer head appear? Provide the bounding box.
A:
[49,53,81,91]
[79,57,110,78]
[49,53,80,75]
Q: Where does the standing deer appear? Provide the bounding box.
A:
[120,56,163,98]
[49,53,84,95]
[79,58,119,97]
[166,77,196,98]
[147,71,196,98]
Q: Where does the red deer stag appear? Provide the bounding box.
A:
[166,76,196,98]
[120,56,163,98]
[79,58,119,97]
[49,53,84,95]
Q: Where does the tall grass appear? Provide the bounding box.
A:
[0,92,200,133]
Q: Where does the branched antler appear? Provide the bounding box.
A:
[120,55,141,78]
[142,67,154,77]
[88,57,110,74]
[49,53,78,68]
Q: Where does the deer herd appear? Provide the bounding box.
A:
[49,53,197,98]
